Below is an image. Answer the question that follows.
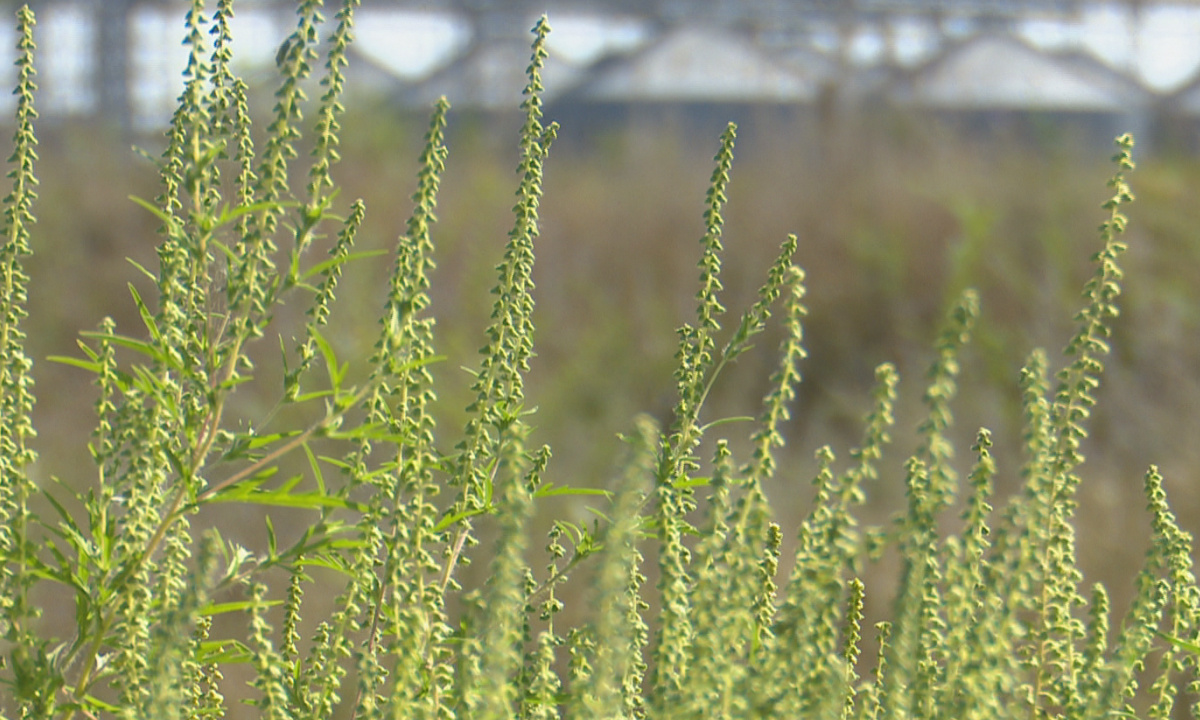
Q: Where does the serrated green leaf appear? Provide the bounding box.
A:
[206,475,360,511]
[128,194,176,227]
[202,600,284,617]
[196,638,255,664]
[1155,630,1200,655]
[124,257,157,282]
[293,389,336,404]
[303,442,326,496]
[127,283,161,344]
[78,331,163,363]
[265,514,278,559]
[534,483,611,499]
[216,200,285,227]
[301,249,389,281]
[699,415,754,432]
[45,355,101,373]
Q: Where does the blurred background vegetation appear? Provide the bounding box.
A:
[16,100,1200,630]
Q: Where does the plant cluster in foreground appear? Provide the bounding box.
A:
[2,3,1199,719]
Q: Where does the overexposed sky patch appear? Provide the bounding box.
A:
[0,19,15,113]
[1021,2,1200,92]
[848,25,886,65]
[545,14,650,65]
[1079,4,1137,71]
[42,4,95,114]
[1134,5,1200,90]
[1018,17,1080,49]
[227,10,283,71]
[891,17,940,66]
[19,1,1200,127]
[353,10,470,79]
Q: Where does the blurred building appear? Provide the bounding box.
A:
[0,0,1197,145]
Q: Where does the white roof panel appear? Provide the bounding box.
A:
[583,27,818,101]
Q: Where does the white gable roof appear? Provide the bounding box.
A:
[582,26,818,101]
[903,34,1145,111]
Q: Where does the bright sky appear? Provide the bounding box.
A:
[1018,2,1200,91]
[8,2,1200,121]
[347,10,652,74]
[343,4,1200,92]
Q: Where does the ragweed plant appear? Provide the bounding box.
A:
[3,2,1200,720]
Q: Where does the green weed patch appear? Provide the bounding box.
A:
[2,3,1198,719]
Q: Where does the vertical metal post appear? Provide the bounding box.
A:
[96,0,135,131]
